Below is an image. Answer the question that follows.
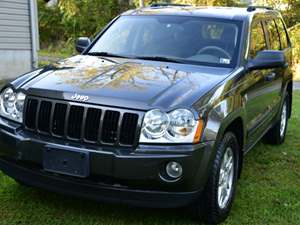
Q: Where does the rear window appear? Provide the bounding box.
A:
[275,18,289,49]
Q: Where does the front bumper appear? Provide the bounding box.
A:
[0,117,215,208]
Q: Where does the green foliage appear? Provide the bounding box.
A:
[38,0,65,46]
[38,0,131,50]
[38,0,300,53]
[289,24,300,63]
[252,0,300,28]
[288,23,300,80]
[280,0,300,27]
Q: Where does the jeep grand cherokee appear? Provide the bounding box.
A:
[0,4,293,224]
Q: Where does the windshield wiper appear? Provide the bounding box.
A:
[87,53,185,64]
[87,52,131,59]
[134,56,184,64]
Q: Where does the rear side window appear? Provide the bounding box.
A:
[265,19,281,50]
[275,18,289,49]
[249,22,267,58]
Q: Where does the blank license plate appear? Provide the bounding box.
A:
[43,146,90,178]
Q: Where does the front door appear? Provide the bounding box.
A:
[244,19,280,145]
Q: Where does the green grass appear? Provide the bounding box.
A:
[38,45,75,67]
[0,92,300,225]
[39,44,75,59]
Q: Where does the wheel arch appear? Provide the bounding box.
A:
[223,117,245,179]
[201,93,247,179]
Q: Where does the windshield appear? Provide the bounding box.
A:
[89,16,242,67]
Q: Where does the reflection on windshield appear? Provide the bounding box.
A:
[89,15,241,67]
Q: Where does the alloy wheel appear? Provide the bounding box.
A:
[280,101,287,138]
[217,147,234,209]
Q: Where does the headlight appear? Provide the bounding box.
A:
[0,87,26,123]
[140,108,203,144]
[168,109,196,138]
[142,109,170,139]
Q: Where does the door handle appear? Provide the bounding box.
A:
[265,72,276,81]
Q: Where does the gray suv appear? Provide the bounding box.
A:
[0,4,293,224]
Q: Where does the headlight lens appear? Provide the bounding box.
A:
[2,88,15,114]
[0,87,26,123]
[168,109,196,138]
[140,108,203,144]
[15,92,26,113]
[142,109,170,139]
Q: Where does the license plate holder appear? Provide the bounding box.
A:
[43,146,90,178]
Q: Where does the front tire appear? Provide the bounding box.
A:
[194,132,240,224]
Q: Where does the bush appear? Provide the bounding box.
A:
[289,24,300,80]
[38,0,131,51]
[38,0,300,57]
[289,24,300,64]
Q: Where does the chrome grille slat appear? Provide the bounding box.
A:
[24,97,140,147]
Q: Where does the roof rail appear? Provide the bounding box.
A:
[247,5,273,12]
[150,3,191,7]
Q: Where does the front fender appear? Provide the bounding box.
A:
[201,94,246,149]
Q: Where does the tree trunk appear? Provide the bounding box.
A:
[139,0,145,7]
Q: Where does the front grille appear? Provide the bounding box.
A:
[52,103,67,136]
[67,105,84,139]
[37,101,52,133]
[102,110,120,144]
[84,108,102,142]
[25,99,38,129]
[24,97,141,147]
[120,113,139,145]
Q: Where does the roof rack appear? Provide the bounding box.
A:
[247,5,273,12]
[150,3,191,7]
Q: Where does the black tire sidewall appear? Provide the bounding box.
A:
[200,132,240,224]
[263,93,290,145]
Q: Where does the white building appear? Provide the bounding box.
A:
[46,0,58,7]
[0,0,39,79]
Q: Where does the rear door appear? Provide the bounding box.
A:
[261,18,287,120]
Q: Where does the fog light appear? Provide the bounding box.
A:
[166,161,183,179]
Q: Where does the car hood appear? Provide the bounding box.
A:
[22,55,234,111]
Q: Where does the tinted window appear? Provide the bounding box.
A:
[265,19,281,50]
[89,16,242,67]
[276,18,289,49]
[249,21,267,58]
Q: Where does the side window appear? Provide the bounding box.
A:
[249,22,267,59]
[265,19,281,50]
[275,18,289,49]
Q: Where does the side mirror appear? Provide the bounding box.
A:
[75,37,91,53]
[247,50,287,71]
